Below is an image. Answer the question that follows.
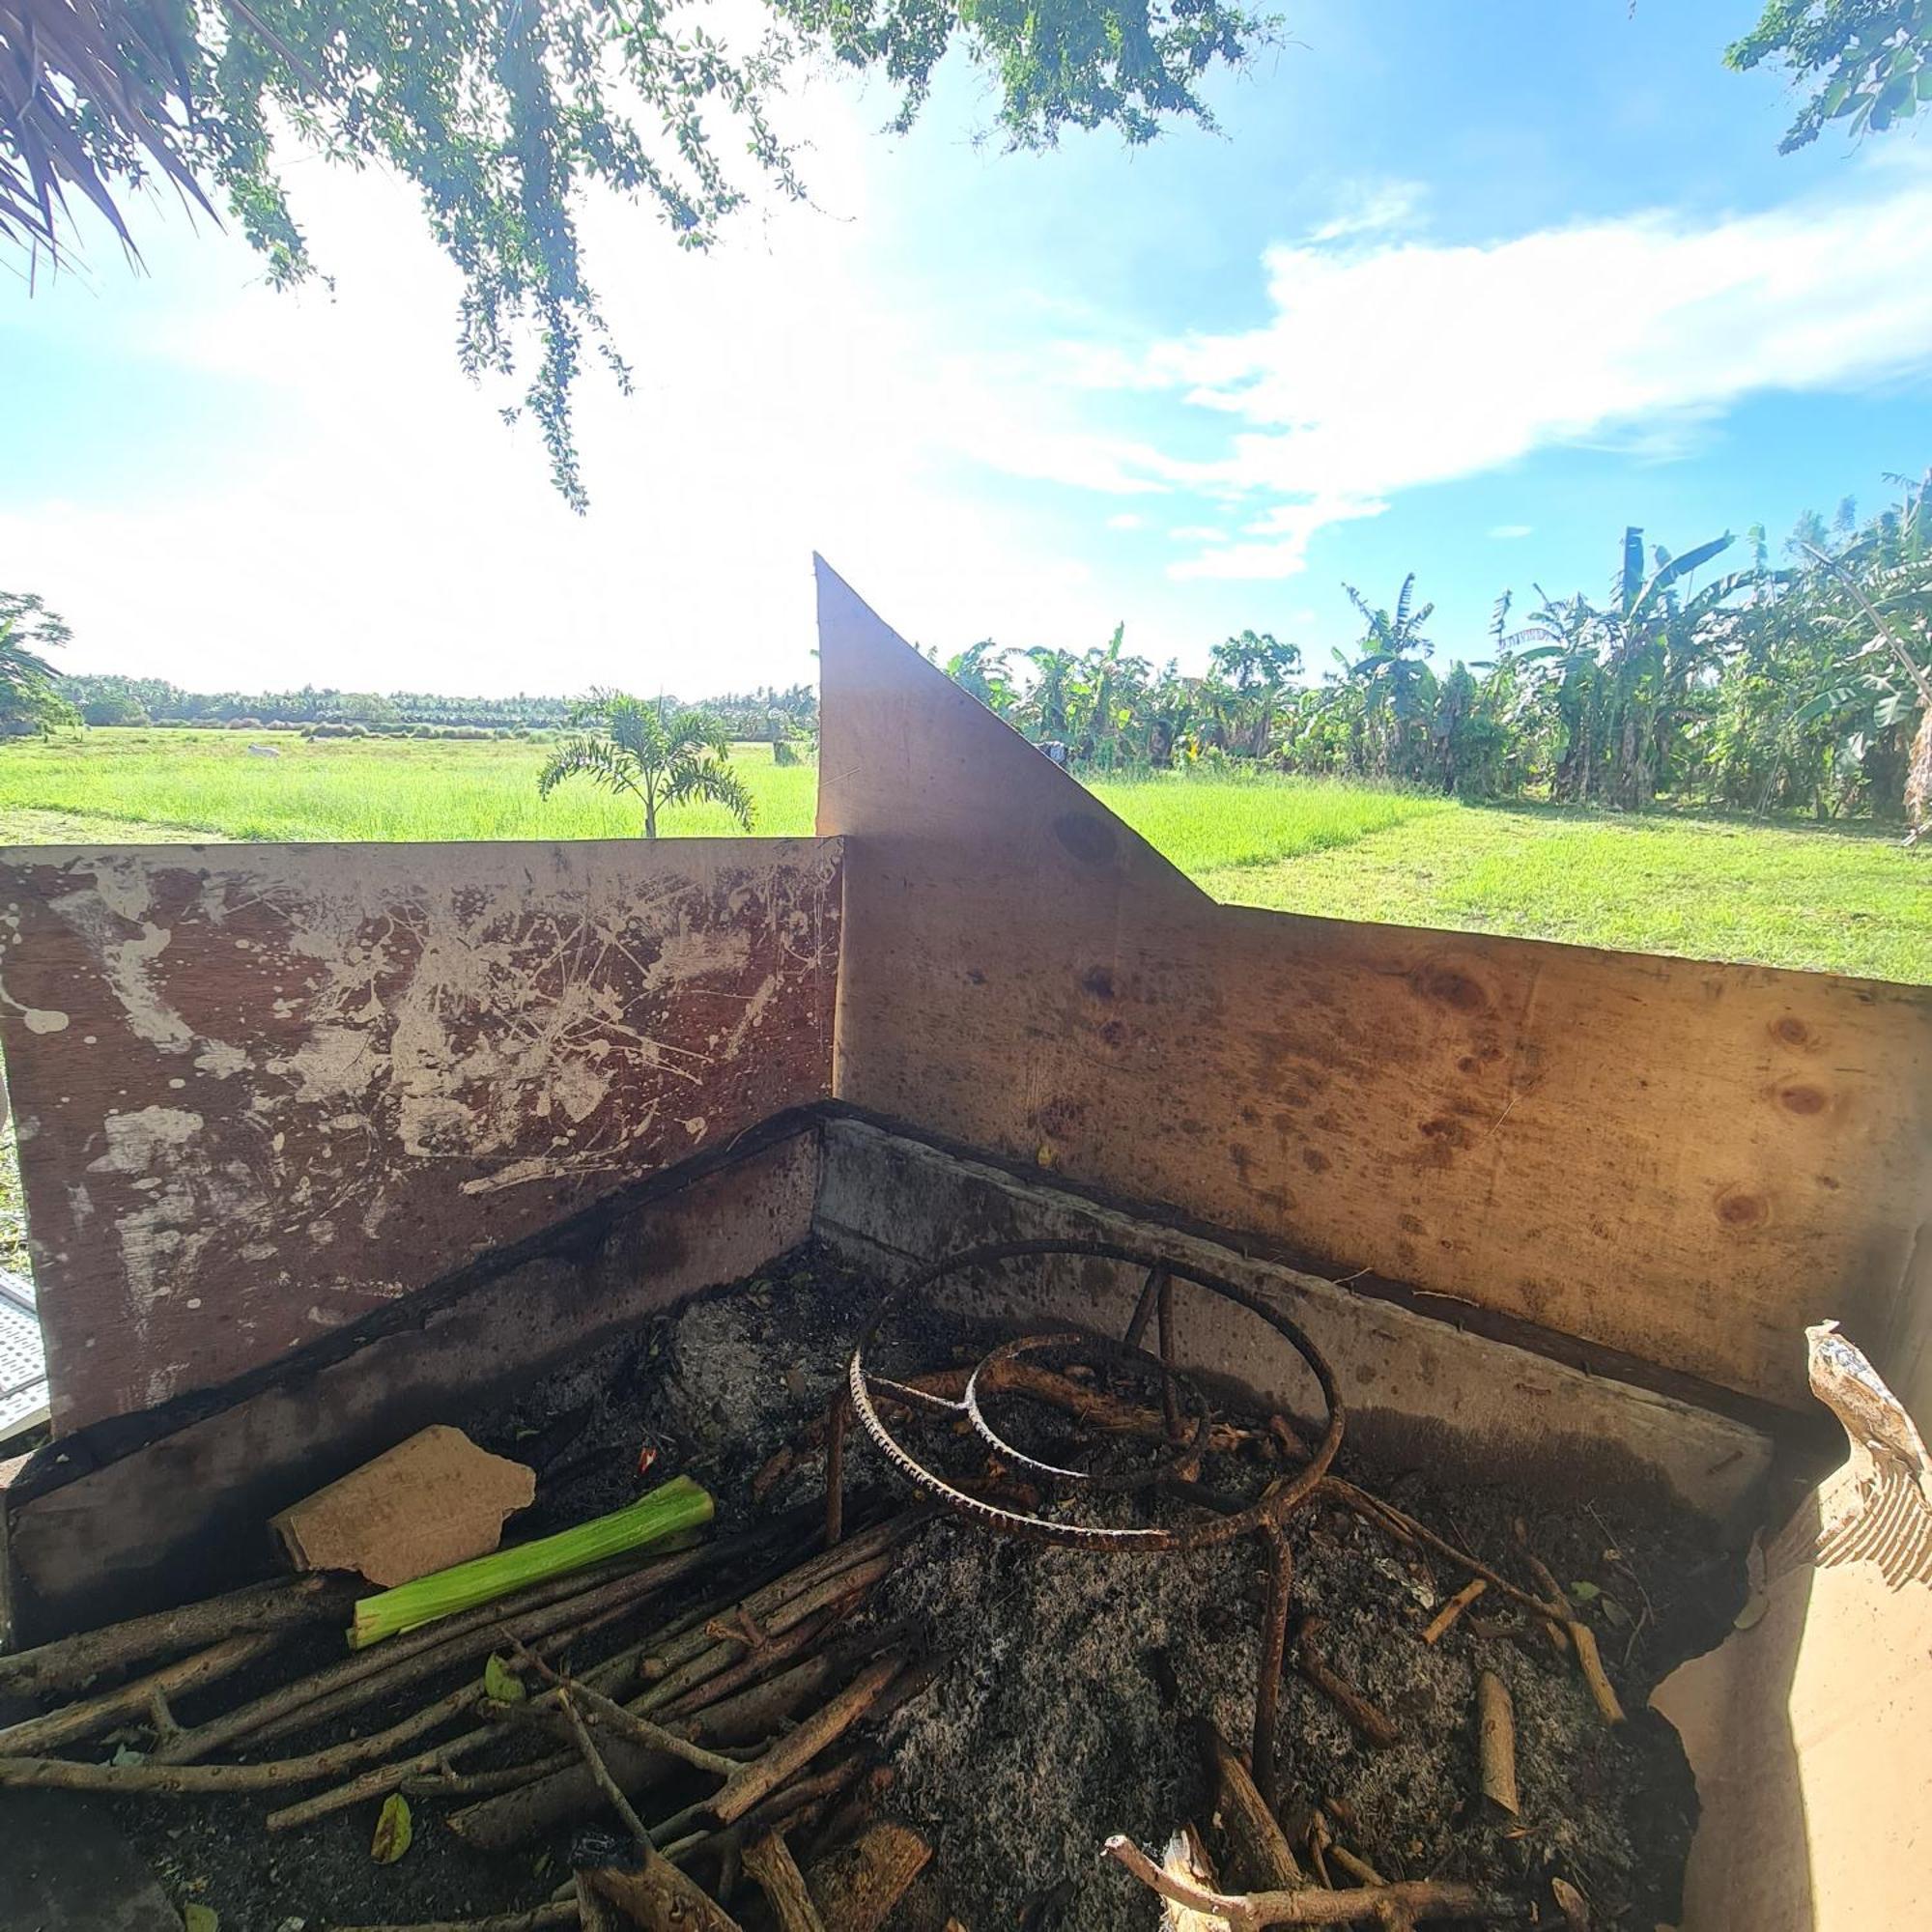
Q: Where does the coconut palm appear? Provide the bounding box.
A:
[538,691,753,838]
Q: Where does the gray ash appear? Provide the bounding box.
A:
[113,1243,1741,1932]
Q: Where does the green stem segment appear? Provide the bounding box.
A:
[350,1477,716,1651]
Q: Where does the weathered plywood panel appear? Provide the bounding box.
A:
[0,838,840,1430]
[815,558,1932,1412]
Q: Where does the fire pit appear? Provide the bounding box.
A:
[838,1239,1345,1805]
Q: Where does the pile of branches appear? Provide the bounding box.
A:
[0,1499,939,1932]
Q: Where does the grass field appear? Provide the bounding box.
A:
[0,729,1921,981]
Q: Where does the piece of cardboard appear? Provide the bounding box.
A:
[270,1425,535,1587]
[1652,1324,1932,1930]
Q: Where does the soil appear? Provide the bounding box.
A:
[101,1241,1744,1932]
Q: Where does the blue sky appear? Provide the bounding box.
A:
[4,0,1931,696]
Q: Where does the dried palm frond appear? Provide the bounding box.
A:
[0,0,213,263]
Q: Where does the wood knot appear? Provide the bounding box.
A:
[1715,1186,1770,1230]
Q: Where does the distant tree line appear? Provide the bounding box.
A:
[947,474,1932,834]
[41,675,819,744]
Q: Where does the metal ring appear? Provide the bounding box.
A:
[847,1237,1345,1552]
[961,1330,1212,1492]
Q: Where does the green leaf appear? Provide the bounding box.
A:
[185,1908,219,1932]
[1569,1580,1601,1603]
[372,1791,413,1864]
[483,1653,526,1704]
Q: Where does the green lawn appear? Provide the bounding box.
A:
[0,729,818,842]
[1191,797,1927,983]
[0,731,1922,982]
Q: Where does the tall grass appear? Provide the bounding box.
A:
[1091,767,1454,875]
[0,730,819,842]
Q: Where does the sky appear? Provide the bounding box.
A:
[4,0,1932,698]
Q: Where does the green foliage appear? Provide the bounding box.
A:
[3,0,1267,509]
[0,590,77,734]
[538,690,755,838]
[937,469,1930,832]
[1728,0,1932,149]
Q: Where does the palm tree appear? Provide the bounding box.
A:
[1345,574,1437,780]
[538,691,754,838]
[1209,630,1302,756]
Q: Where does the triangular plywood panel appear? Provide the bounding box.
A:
[815,558,1932,1414]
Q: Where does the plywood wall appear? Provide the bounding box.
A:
[0,838,841,1431]
[815,559,1932,1413]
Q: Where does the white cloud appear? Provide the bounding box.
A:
[1489,524,1534,539]
[1167,524,1227,542]
[1106,511,1146,530]
[0,71,1157,690]
[1306,178,1428,244]
[1062,163,1932,580]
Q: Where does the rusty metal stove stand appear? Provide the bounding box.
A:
[838,1237,1346,1809]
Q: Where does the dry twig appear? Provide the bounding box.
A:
[1418,1579,1486,1646]
[743,1830,828,1932]
[1293,1620,1399,1750]
[1475,1670,1519,1819]
[1105,1835,1526,1930]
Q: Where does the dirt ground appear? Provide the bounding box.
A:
[108,1242,1744,1931]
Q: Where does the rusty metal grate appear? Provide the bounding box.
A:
[840,1237,1346,1805]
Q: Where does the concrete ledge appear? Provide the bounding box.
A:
[1,1126,819,1642]
[814,1117,1774,1534]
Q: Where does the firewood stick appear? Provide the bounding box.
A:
[655,1759,867,1870]
[1475,1671,1519,1819]
[805,1822,932,1932]
[1293,1621,1399,1749]
[1306,1813,1333,1891]
[679,1618,914,1748]
[1519,1553,1625,1725]
[576,1884,630,1932]
[3,1683,479,1801]
[583,1863,744,1932]
[708,1656,902,1826]
[1563,1621,1625,1726]
[164,1532,740,1763]
[403,1753,577,1800]
[1418,1579,1486,1646]
[556,1688,656,1853]
[327,1906,581,1932]
[662,1607,838,1720]
[636,1558,895,1715]
[0,1630,289,1757]
[745,1830,829,1932]
[1104,1836,1527,1929]
[635,1517,917,1686]
[561,1695,762,1932]
[448,1631,877,1852]
[511,1641,741,1776]
[0,1573,357,1701]
[286,1535,886,1837]
[548,1760,869,1908]
[1318,1482,1556,1619]
[1198,1719,1302,1889]
[1327,1847,1385,1888]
